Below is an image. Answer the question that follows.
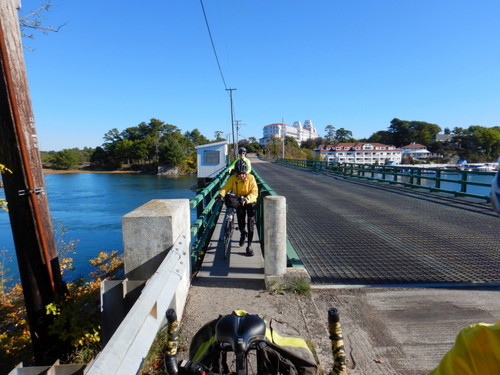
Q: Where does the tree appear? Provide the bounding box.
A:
[51,149,79,170]
[19,1,67,41]
[367,130,393,145]
[335,128,353,143]
[214,131,224,141]
[324,125,336,144]
[159,138,186,167]
[184,129,209,146]
[388,118,415,146]
[387,118,441,147]
[475,126,500,160]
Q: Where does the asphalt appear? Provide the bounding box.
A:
[177,157,500,375]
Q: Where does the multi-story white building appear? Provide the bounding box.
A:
[259,120,319,147]
[315,142,402,164]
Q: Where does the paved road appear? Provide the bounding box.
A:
[252,160,500,286]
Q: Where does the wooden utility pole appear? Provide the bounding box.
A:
[0,0,66,363]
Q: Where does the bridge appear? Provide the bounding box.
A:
[252,158,500,286]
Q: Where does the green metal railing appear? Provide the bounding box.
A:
[189,167,305,270]
[278,158,495,202]
[189,171,228,267]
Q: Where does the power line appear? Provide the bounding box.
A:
[199,0,228,90]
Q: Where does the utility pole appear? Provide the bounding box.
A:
[282,118,285,159]
[226,88,237,159]
[0,0,66,363]
[235,120,242,147]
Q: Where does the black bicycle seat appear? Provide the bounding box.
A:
[215,313,266,353]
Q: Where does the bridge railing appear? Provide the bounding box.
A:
[278,158,494,202]
[189,167,305,270]
[189,170,228,269]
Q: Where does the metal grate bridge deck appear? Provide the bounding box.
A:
[253,161,500,286]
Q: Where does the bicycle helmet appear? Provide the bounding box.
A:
[234,159,248,175]
[238,147,247,154]
[491,157,500,216]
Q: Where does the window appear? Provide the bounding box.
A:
[204,150,220,165]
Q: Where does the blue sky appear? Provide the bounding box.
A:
[19,0,500,151]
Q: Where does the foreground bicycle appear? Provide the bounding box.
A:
[163,308,347,375]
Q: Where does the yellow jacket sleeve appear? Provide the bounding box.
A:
[429,322,500,375]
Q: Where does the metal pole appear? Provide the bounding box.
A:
[282,118,285,159]
[226,88,237,158]
[235,120,242,147]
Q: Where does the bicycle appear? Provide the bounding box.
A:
[163,308,347,375]
[222,192,238,260]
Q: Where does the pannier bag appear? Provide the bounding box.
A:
[189,310,318,375]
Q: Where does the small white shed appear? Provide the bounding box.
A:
[195,141,228,179]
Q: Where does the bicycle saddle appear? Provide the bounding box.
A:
[215,313,266,353]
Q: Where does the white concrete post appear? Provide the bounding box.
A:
[264,195,287,276]
[122,199,190,280]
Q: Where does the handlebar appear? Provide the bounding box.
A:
[328,308,347,375]
[164,309,180,375]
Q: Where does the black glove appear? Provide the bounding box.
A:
[216,194,223,202]
[239,196,247,205]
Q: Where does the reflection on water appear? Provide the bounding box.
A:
[0,173,198,283]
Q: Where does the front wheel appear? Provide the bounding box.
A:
[223,213,234,260]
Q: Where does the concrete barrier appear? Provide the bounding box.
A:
[122,199,190,280]
[263,195,311,288]
[85,199,191,375]
[264,195,287,276]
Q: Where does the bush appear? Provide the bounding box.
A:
[0,250,124,371]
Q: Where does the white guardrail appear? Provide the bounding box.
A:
[85,233,191,375]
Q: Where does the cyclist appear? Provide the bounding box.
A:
[217,159,258,256]
[227,147,252,175]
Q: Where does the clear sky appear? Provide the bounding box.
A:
[18,0,500,151]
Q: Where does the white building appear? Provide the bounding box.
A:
[400,143,431,161]
[195,141,228,178]
[259,120,319,147]
[315,142,402,164]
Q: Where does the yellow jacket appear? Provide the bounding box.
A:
[219,173,258,204]
[429,321,500,375]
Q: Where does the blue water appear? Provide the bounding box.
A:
[0,173,198,283]
[372,171,494,196]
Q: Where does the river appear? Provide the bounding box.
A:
[0,173,198,284]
